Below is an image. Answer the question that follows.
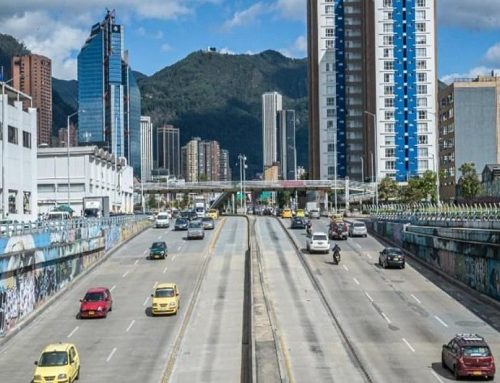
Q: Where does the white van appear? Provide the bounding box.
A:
[155,212,170,228]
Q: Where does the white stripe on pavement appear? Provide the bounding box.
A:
[364,292,374,302]
[143,296,149,306]
[342,265,349,271]
[67,326,79,338]
[163,266,168,274]
[381,312,392,324]
[126,320,135,333]
[411,294,421,304]
[106,347,117,362]
[431,371,445,383]
[110,285,116,292]
[402,338,415,353]
[122,270,130,278]
[353,278,360,285]
[434,315,449,328]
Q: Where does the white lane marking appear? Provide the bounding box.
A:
[122,270,130,278]
[143,249,148,255]
[134,259,139,265]
[353,278,360,286]
[402,338,415,353]
[110,285,116,292]
[157,235,161,239]
[342,265,349,272]
[177,246,181,251]
[431,371,445,383]
[172,254,177,261]
[126,320,135,332]
[67,326,79,338]
[381,312,392,324]
[364,292,374,303]
[366,253,372,259]
[355,243,361,249]
[434,315,449,328]
[153,281,158,288]
[411,294,421,304]
[163,266,168,274]
[143,296,149,306]
[106,347,117,362]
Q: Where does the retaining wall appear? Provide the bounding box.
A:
[370,220,500,302]
[0,218,150,337]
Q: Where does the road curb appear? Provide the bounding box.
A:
[0,221,152,348]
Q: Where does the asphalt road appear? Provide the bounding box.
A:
[285,217,500,383]
[0,222,216,382]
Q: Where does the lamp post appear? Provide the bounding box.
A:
[365,111,379,208]
[66,111,78,210]
[238,154,247,213]
[430,153,441,206]
[334,140,338,213]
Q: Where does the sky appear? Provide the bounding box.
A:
[1,0,500,83]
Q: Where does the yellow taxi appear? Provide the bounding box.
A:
[295,209,305,218]
[331,213,344,223]
[207,209,219,220]
[282,208,293,218]
[151,283,180,315]
[33,343,80,383]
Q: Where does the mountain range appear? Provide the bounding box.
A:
[0,34,309,178]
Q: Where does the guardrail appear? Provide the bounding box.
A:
[0,215,147,238]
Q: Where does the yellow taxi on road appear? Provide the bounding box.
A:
[151,283,180,315]
[207,209,219,220]
[295,209,305,218]
[33,343,80,383]
[282,208,293,218]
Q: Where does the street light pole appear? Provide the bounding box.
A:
[365,111,379,208]
[431,153,441,206]
[67,111,78,211]
[334,140,338,213]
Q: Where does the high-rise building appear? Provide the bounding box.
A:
[12,54,52,146]
[156,125,180,178]
[198,140,221,181]
[278,110,297,180]
[438,76,500,201]
[181,138,230,182]
[140,116,153,181]
[77,10,141,174]
[262,92,282,171]
[58,124,77,147]
[182,138,200,182]
[220,149,232,181]
[307,0,437,182]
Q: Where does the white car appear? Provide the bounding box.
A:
[349,221,368,237]
[308,209,321,219]
[306,232,330,254]
[155,213,170,228]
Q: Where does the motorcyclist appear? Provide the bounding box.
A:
[306,219,312,236]
[332,243,341,264]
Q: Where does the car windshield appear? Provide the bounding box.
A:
[151,242,165,249]
[176,219,187,224]
[387,249,402,254]
[155,288,175,298]
[189,222,202,228]
[463,346,491,357]
[181,212,190,218]
[39,351,68,367]
[202,218,212,222]
[157,214,168,219]
[209,210,217,214]
[84,292,105,301]
[354,223,366,227]
[313,235,328,241]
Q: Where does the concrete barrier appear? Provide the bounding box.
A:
[0,218,150,338]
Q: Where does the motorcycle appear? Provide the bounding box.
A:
[306,226,312,237]
[332,245,341,265]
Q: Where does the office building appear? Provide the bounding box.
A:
[77,10,141,174]
[220,149,232,181]
[0,84,37,221]
[140,116,153,182]
[439,76,500,201]
[262,92,282,171]
[278,110,297,180]
[198,140,221,181]
[12,54,52,146]
[182,138,200,182]
[156,125,180,178]
[307,0,437,182]
[58,124,77,147]
[37,146,134,215]
[181,138,230,182]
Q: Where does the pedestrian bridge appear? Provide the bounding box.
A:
[138,179,375,198]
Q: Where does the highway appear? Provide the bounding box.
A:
[1,214,500,382]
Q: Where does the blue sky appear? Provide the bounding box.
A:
[1,0,500,82]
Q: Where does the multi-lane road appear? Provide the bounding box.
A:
[0,215,499,382]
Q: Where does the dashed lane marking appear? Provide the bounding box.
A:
[342,265,349,271]
[106,347,117,362]
[126,320,135,333]
[411,294,421,304]
[67,326,79,338]
[402,338,415,353]
[353,278,360,285]
[434,315,449,328]
[110,285,116,292]
[364,292,374,303]
[431,371,445,383]
[381,312,392,324]
[143,296,149,306]
[163,266,168,274]
[122,270,130,278]
[134,259,139,265]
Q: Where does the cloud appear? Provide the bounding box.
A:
[485,43,500,65]
[279,35,307,58]
[222,3,268,31]
[160,43,172,52]
[439,0,500,30]
[440,66,499,84]
[274,0,305,21]
[219,47,236,55]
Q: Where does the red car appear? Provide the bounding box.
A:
[79,287,113,318]
[442,334,495,380]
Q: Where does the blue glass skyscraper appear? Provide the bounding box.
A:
[78,10,141,176]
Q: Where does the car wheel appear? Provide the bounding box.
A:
[378,258,382,267]
[383,261,387,269]
[364,234,367,238]
[401,263,405,269]
[441,354,446,369]
[76,366,80,380]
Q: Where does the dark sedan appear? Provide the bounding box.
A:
[290,217,306,229]
[149,241,167,260]
[174,218,189,231]
[379,247,405,269]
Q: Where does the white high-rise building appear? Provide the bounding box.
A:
[308,0,437,182]
[140,116,153,181]
[262,92,282,171]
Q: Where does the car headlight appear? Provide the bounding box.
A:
[169,302,177,307]
[57,373,67,379]
[34,375,42,381]
[97,306,102,311]
[152,303,158,307]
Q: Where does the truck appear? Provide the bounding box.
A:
[83,196,110,218]
[306,201,320,219]
[193,196,206,218]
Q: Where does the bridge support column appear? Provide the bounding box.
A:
[231,193,236,214]
[345,177,350,211]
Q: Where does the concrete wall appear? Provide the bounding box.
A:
[0,218,149,337]
[370,219,500,302]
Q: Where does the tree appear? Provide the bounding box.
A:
[419,170,438,203]
[399,177,425,205]
[277,191,292,208]
[458,162,481,200]
[378,176,399,202]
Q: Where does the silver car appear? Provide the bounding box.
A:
[201,217,215,230]
[187,221,205,240]
[349,222,368,237]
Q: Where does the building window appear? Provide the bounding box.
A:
[325,5,334,14]
[417,0,426,6]
[418,135,428,144]
[383,23,393,33]
[385,136,395,145]
[416,23,426,32]
[8,190,17,214]
[327,109,336,117]
[417,97,428,107]
[326,40,334,49]
[328,143,335,152]
[327,74,335,83]
[383,48,393,58]
[385,123,395,133]
[328,166,335,176]
[417,60,427,69]
[417,85,427,94]
[418,110,427,120]
[22,131,31,148]
[385,161,395,170]
[418,147,428,157]
[385,111,395,120]
[384,73,394,83]
[383,0,393,7]
[416,10,426,20]
[385,98,395,107]
[325,28,334,37]
[384,11,393,20]
[416,35,427,45]
[384,86,394,95]
[418,159,429,170]
[23,191,31,214]
[417,72,427,82]
[385,148,395,158]
[326,17,334,26]
[383,36,394,46]
[327,120,334,129]
[384,61,394,70]
[326,97,335,106]
[327,86,335,94]
[8,126,18,145]
[325,63,332,72]
[416,48,427,57]
[418,122,428,132]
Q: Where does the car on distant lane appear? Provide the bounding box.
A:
[149,241,167,260]
[33,343,80,383]
[295,209,305,218]
[308,209,320,219]
[291,217,306,229]
[155,212,170,228]
[281,208,293,218]
[79,287,112,319]
[201,217,215,230]
[349,221,368,237]
[151,283,180,315]
[187,220,205,239]
[379,247,405,269]
[207,209,219,220]
[306,232,330,254]
[174,218,189,231]
[442,334,495,380]
[329,221,349,240]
